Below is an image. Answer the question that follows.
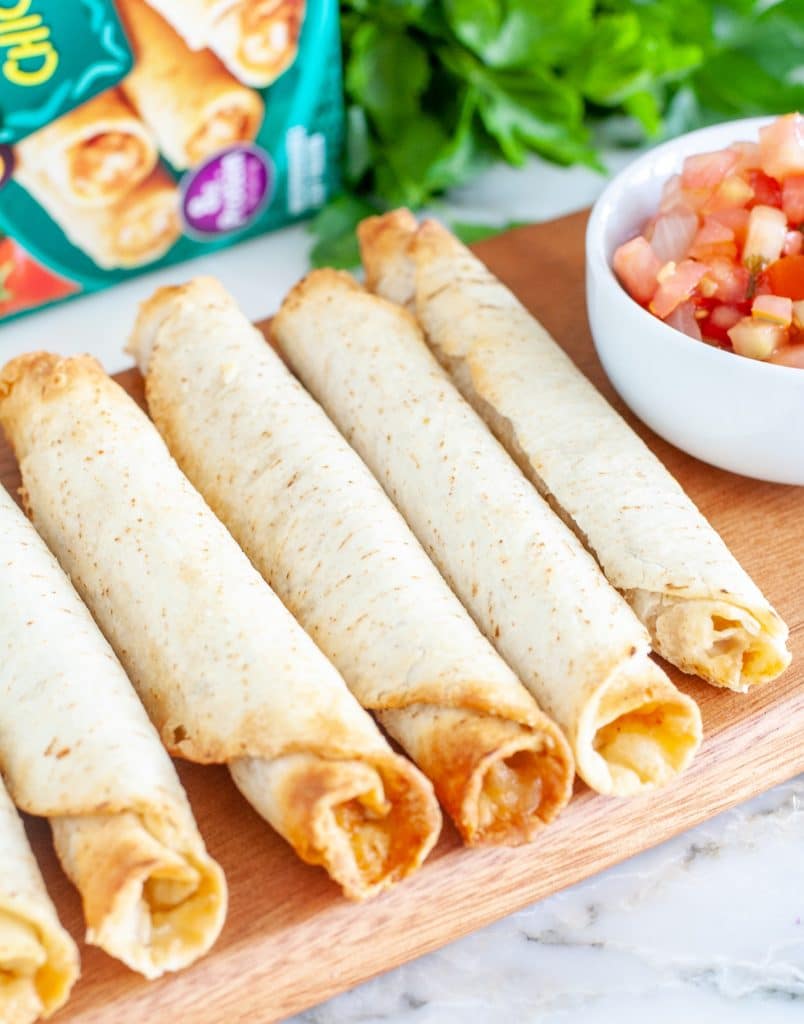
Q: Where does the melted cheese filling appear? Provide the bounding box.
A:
[186,107,253,165]
[70,133,147,199]
[238,1,299,69]
[629,590,789,691]
[53,812,222,979]
[117,197,179,260]
[0,912,46,1024]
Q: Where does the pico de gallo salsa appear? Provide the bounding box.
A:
[613,113,804,368]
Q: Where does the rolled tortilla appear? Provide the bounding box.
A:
[144,0,305,87]
[359,211,792,693]
[14,164,180,270]
[127,278,574,845]
[14,88,157,208]
[0,354,440,900]
[274,271,703,797]
[118,0,265,169]
[0,484,226,978]
[0,776,78,1023]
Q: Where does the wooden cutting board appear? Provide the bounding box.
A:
[1,210,803,1024]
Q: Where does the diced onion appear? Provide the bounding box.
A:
[666,301,702,341]
[743,205,787,268]
[649,208,699,263]
[727,317,786,359]
[752,294,793,326]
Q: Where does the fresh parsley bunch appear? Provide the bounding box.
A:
[311,0,804,266]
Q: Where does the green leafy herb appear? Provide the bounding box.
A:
[312,0,804,265]
[450,218,529,244]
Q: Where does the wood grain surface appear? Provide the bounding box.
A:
[1,210,802,1023]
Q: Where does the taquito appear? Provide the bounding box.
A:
[359,211,792,693]
[14,88,157,208]
[0,355,440,900]
[144,0,306,87]
[127,278,573,845]
[14,164,180,269]
[274,272,703,797]
[118,0,265,169]
[0,484,226,979]
[0,776,78,1023]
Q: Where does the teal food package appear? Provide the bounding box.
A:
[0,0,342,320]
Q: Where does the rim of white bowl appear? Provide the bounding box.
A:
[586,115,804,381]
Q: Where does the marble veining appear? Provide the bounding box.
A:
[294,777,803,1024]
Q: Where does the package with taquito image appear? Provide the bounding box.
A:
[144,0,307,87]
[0,483,227,979]
[273,271,704,798]
[0,0,342,317]
[13,88,158,208]
[116,0,265,170]
[358,210,792,694]
[0,773,78,1024]
[14,164,182,271]
[127,276,574,845]
[0,354,441,901]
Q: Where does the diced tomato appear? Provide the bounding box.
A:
[758,113,804,181]
[649,207,699,263]
[783,230,803,256]
[765,253,804,300]
[752,294,793,326]
[680,188,712,213]
[770,344,804,367]
[729,141,762,173]
[688,217,736,262]
[613,235,661,305]
[782,174,804,225]
[650,259,708,319]
[727,316,786,359]
[702,175,754,214]
[743,205,787,267]
[701,303,742,345]
[747,170,783,209]
[709,206,750,247]
[666,300,702,341]
[702,258,751,303]
[682,149,738,190]
[710,304,743,330]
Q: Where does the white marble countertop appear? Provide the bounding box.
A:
[1,149,801,1023]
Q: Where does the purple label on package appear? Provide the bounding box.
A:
[181,145,273,237]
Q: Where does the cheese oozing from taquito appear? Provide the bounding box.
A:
[14,165,180,270]
[0,777,78,1024]
[0,483,226,979]
[14,88,157,208]
[359,211,792,693]
[0,355,440,900]
[118,0,265,169]
[273,271,703,797]
[127,278,574,845]
[141,0,305,87]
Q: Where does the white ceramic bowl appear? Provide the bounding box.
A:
[586,116,804,486]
